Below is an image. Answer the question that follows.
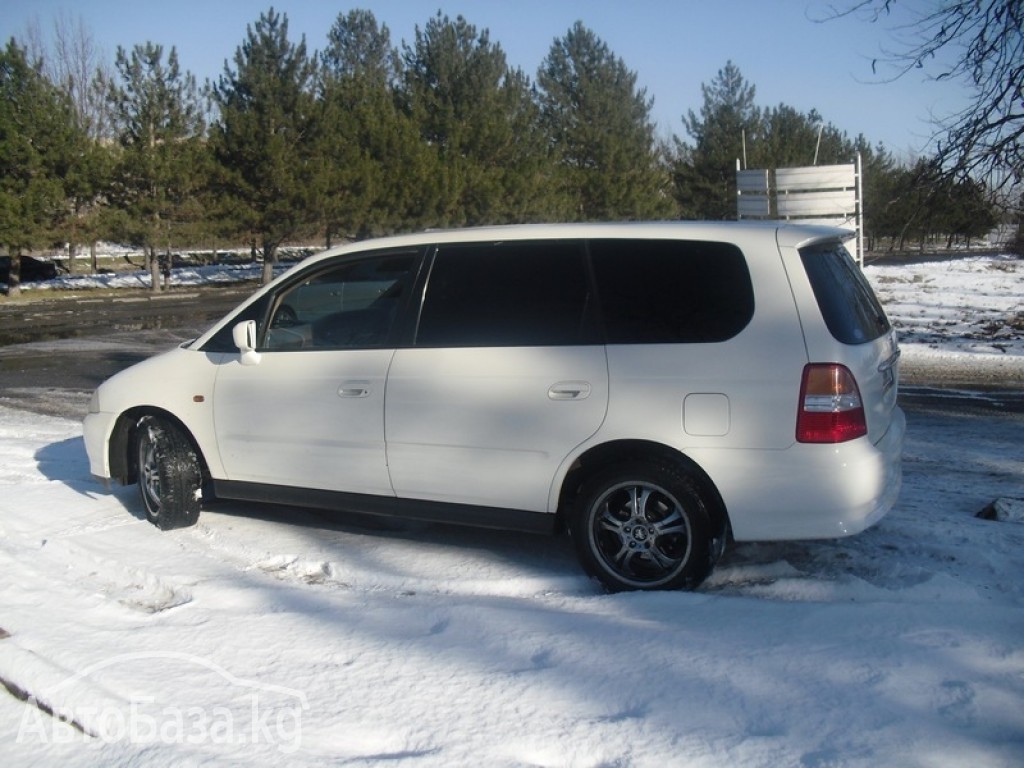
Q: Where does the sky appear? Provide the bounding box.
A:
[2,0,973,162]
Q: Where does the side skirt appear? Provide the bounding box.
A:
[211,480,558,535]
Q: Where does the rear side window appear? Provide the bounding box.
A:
[800,242,890,344]
[416,242,593,347]
[590,239,754,344]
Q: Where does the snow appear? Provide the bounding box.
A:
[865,255,1024,381]
[0,251,1023,765]
[865,254,1022,355]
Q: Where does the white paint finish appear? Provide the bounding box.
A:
[385,346,608,511]
[683,394,730,436]
[778,241,902,445]
[85,221,904,546]
[775,164,856,191]
[83,347,223,477]
[211,349,395,496]
[694,407,905,540]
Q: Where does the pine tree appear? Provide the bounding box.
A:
[104,42,205,290]
[538,22,672,221]
[211,8,319,283]
[755,106,851,169]
[318,9,435,240]
[401,12,550,226]
[672,61,761,220]
[0,39,78,296]
[27,14,115,274]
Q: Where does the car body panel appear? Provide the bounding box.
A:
[84,347,223,479]
[211,348,396,496]
[687,406,905,540]
[776,228,902,446]
[84,221,904,552]
[385,345,609,511]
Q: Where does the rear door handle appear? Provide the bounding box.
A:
[548,381,592,400]
[338,381,371,398]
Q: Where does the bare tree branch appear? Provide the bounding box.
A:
[817,0,1023,191]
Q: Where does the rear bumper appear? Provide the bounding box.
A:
[701,407,905,541]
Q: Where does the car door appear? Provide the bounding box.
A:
[212,250,421,497]
[385,241,609,513]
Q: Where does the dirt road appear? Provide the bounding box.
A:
[0,286,252,418]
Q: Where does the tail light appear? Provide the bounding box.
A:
[796,364,867,443]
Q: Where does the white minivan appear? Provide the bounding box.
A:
[84,222,904,591]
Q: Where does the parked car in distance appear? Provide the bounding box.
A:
[84,222,904,592]
[0,255,59,284]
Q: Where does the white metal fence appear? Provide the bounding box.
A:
[737,155,864,264]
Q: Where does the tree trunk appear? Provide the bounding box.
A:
[7,253,22,297]
[261,239,276,286]
[90,241,98,273]
[162,248,171,291]
[148,246,161,292]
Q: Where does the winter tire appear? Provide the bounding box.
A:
[572,461,715,592]
[135,414,202,530]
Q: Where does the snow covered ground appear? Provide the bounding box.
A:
[0,251,1022,766]
[865,253,1024,384]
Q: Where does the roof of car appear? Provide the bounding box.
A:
[188,220,855,350]
[311,220,853,261]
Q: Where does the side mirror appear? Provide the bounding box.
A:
[232,320,262,366]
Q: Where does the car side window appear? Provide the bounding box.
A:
[264,252,418,351]
[415,242,593,347]
[590,239,754,344]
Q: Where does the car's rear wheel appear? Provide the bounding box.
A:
[571,462,715,592]
[135,414,202,530]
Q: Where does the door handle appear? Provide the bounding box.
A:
[548,381,592,400]
[338,381,371,398]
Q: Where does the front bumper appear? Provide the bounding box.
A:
[83,410,117,480]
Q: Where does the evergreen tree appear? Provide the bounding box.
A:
[104,42,205,290]
[672,61,761,219]
[756,106,850,169]
[853,136,898,251]
[211,8,319,284]
[0,39,78,296]
[318,9,436,240]
[323,8,399,86]
[941,176,998,247]
[401,12,549,226]
[56,119,113,275]
[538,22,672,220]
[26,15,115,273]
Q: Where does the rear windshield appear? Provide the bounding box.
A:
[800,242,890,344]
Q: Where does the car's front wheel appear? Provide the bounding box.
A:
[571,462,715,592]
[134,414,202,530]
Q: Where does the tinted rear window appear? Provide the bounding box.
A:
[800,242,890,344]
[590,239,754,344]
